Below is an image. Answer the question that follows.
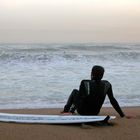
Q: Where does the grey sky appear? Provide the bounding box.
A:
[0,0,140,43]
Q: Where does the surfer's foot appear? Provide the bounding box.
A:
[60,111,73,115]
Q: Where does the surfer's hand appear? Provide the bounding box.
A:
[125,115,136,119]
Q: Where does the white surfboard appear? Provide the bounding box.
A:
[0,113,116,124]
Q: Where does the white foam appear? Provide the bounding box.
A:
[0,43,140,109]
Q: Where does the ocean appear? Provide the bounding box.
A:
[0,43,140,109]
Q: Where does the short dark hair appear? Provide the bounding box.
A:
[91,65,104,81]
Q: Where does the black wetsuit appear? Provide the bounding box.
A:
[63,80,125,117]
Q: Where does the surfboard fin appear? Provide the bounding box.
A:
[103,115,110,123]
[82,115,111,126]
[97,115,111,126]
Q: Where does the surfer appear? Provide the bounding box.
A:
[62,65,126,117]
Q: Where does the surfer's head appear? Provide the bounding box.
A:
[91,65,104,81]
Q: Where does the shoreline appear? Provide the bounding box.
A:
[0,107,140,140]
[0,106,140,115]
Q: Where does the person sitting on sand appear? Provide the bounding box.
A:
[61,65,125,117]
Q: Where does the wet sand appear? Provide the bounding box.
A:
[0,107,140,140]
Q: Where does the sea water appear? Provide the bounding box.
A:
[0,43,140,109]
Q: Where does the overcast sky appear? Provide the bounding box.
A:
[0,0,140,43]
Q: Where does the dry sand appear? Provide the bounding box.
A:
[0,107,140,140]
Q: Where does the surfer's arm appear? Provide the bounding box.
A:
[107,84,125,117]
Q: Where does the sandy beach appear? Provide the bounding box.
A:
[0,107,140,140]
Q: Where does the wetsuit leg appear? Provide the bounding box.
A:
[63,89,79,113]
